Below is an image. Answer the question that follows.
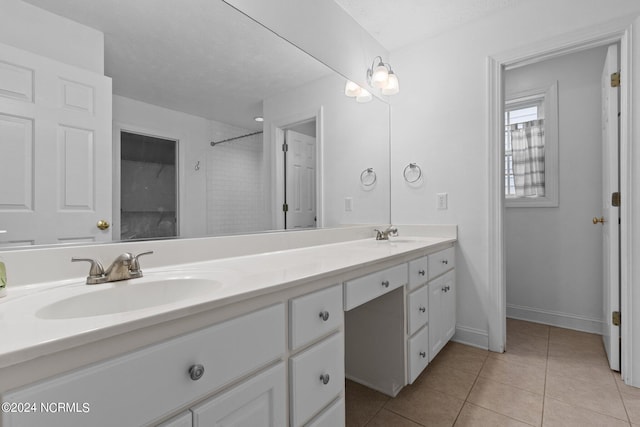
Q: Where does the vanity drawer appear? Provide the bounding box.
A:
[407,325,429,384]
[290,332,344,427]
[306,396,345,427]
[190,362,286,426]
[428,247,455,279]
[2,304,285,427]
[408,256,429,290]
[343,264,408,311]
[290,284,343,351]
[407,284,429,336]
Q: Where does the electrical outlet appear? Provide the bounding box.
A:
[345,197,353,212]
[437,193,448,210]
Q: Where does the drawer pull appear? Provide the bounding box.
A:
[418,269,426,276]
[419,306,426,313]
[419,351,427,358]
[188,364,205,381]
[319,373,330,385]
[441,259,449,265]
[319,310,330,322]
[381,280,390,288]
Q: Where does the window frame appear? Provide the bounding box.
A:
[504,82,559,208]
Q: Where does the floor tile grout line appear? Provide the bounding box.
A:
[450,351,488,426]
[541,326,550,426]
[614,370,634,425]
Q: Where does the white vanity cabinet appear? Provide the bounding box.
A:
[428,258,456,361]
[289,284,345,427]
[405,255,430,384]
[1,304,286,427]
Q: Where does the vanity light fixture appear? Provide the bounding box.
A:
[254,116,264,122]
[344,80,373,103]
[356,88,372,103]
[344,80,362,97]
[367,56,400,95]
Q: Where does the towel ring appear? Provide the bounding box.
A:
[403,163,422,183]
[360,168,377,186]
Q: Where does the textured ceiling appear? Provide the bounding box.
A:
[334,0,527,50]
[23,0,332,130]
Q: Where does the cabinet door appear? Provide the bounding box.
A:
[191,363,286,427]
[442,270,456,342]
[428,276,444,362]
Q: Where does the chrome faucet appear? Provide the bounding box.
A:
[72,251,154,284]
[374,226,399,240]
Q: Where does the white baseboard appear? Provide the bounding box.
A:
[453,325,489,350]
[507,303,603,334]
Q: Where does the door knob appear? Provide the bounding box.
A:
[592,216,605,225]
[97,220,110,230]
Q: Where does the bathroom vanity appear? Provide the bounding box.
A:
[0,229,456,427]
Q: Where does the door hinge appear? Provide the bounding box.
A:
[611,72,621,88]
[282,143,288,152]
[613,311,621,326]
[282,203,288,212]
[612,192,620,207]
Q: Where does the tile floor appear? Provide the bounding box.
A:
[346,318,640,426]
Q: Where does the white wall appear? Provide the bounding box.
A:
[113,96,263,238]
[224,0,388,95]
[207,132,267,235]
[504,46,607,333]
[0,0,103,73]
[263,73,390,229]
[390,0,640,348]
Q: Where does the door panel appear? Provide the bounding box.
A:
[601,44,620,371]
[0,42,112,246]
[285,129,316,229]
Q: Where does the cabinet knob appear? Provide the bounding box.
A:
[441,259,448,265]
[381,280,390,288]
[418,269,426,276]
[319,310,330,322]
[419,306,426,313]
[445,285,451,292]
[319,373,330,385]
[188,364,205,381]
[419,351,427,358]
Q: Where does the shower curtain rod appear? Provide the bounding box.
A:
[210,131,263,147]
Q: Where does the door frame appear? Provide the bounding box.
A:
[269,107,324,231]
[486,17,636,385]
[113,123,181,240]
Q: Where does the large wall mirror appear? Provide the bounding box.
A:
[0,0,390,249]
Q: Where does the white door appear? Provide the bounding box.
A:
[601,44,620,371]
[0,42,112,247]
[285,129,316,229]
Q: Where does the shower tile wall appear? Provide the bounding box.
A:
[206,133,267,235]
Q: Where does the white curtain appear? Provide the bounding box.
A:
[508,119,545,197]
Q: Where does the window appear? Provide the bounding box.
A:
[504,82,558,207]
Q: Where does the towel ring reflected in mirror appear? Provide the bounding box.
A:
[403,163,422,183]
[360,167,377,187]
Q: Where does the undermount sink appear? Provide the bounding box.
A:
[36,276,222,320]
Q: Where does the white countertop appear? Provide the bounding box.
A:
[0,236,455,369]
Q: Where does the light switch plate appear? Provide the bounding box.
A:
[437,193,448,210]
[345,197,353,212]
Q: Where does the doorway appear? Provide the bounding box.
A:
[119,131,178,240]
[280,119,318,230]
[502,46,621,369]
